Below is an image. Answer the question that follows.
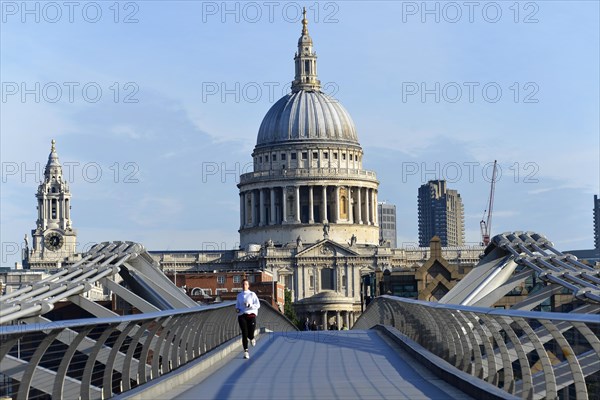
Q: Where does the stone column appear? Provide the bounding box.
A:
[308,186,314,223]
[259,189,266,226]
[344,312,350,330]
[357,187,362,224]
[347,187,353,223]
[374,190,379,226]
[336,311,341,330]
[295,186,301,223]
[251,190,257,226]
[365,188,371,225]
[282,187,287,223]
[322,185,328,223]
[334,186,340,223]
[270,188,276,225]
[239,192,244,229]
[244,192,252,227]
[322,310,328,330]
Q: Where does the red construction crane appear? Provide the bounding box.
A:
[480,160,498,246]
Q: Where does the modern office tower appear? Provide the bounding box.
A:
[594,195,599,250]
[378,202,397,247]
[418,180,464,247]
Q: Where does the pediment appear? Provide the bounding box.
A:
[296,240,360,258]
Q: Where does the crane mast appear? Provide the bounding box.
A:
[480,160,497,246]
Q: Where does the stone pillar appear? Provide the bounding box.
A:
[365,189,371,225]
[347,187,353,223]
[239,192,244,229]
[308,186,314,223]
[251,190,257,226]
[334,186,340,223]
[282,187,287,223]
[270,188,276,225]
[344,312,350,330]
[336,311,341,330]
[322,310,328,330]
[357,187,362,224]
[295,186,301,223]
[259,189,266,226]
[322,185,328,223]
[374,190,379,226]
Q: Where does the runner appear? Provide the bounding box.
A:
[236,278,260,359]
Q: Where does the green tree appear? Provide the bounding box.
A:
[283,289,300,328]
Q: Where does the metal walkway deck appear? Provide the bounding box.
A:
[164,330,473,400]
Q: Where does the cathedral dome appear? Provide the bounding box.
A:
[256,90,358,147]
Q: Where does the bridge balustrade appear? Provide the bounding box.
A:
[354,295,600,400]
[0,300,296,400]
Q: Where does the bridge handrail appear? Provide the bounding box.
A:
[376,295,600,323]
[0,299,296,399]
[354,296,600,400]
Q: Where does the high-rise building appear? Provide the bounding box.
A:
[594,195,599,250]
[418,180,464,247]
[378,202,397,247]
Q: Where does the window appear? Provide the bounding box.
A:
[333,153,338,159]
[309,275,314,288]
[312,152,318,159]
[265,155,269,162]
[233,275,241,284]
[302,152,307,160]
[342,153,346,160]
[349,154,353,161]
[248,275,256,283]
[217,275,225,284]
[272,154,277,161]
[324,152,329,159]
[291,153,297,160]
[259,156,262,163]
[281,153,286,160]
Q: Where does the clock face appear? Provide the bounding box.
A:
[44,232,64,251]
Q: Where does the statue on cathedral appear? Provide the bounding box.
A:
[296,235,303,248]
[24,234,29,250]
[349,234,357,247]
[266,239,274,248]
[323,223,330,239]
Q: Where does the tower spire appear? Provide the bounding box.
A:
[291,8,321,93]
[301,7,308,36]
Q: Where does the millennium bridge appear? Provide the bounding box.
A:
[1,232,599,399]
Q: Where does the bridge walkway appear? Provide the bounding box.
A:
[161,330,474,400]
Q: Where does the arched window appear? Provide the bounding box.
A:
[341,197,347,214]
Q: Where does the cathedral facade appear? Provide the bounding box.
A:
[153,14,485,327]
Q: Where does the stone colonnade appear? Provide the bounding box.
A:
[240,185,378,229]
[304,310,358,330]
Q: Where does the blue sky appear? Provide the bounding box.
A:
[1,1,599,267]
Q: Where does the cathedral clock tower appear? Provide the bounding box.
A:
[25,140,79,269]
